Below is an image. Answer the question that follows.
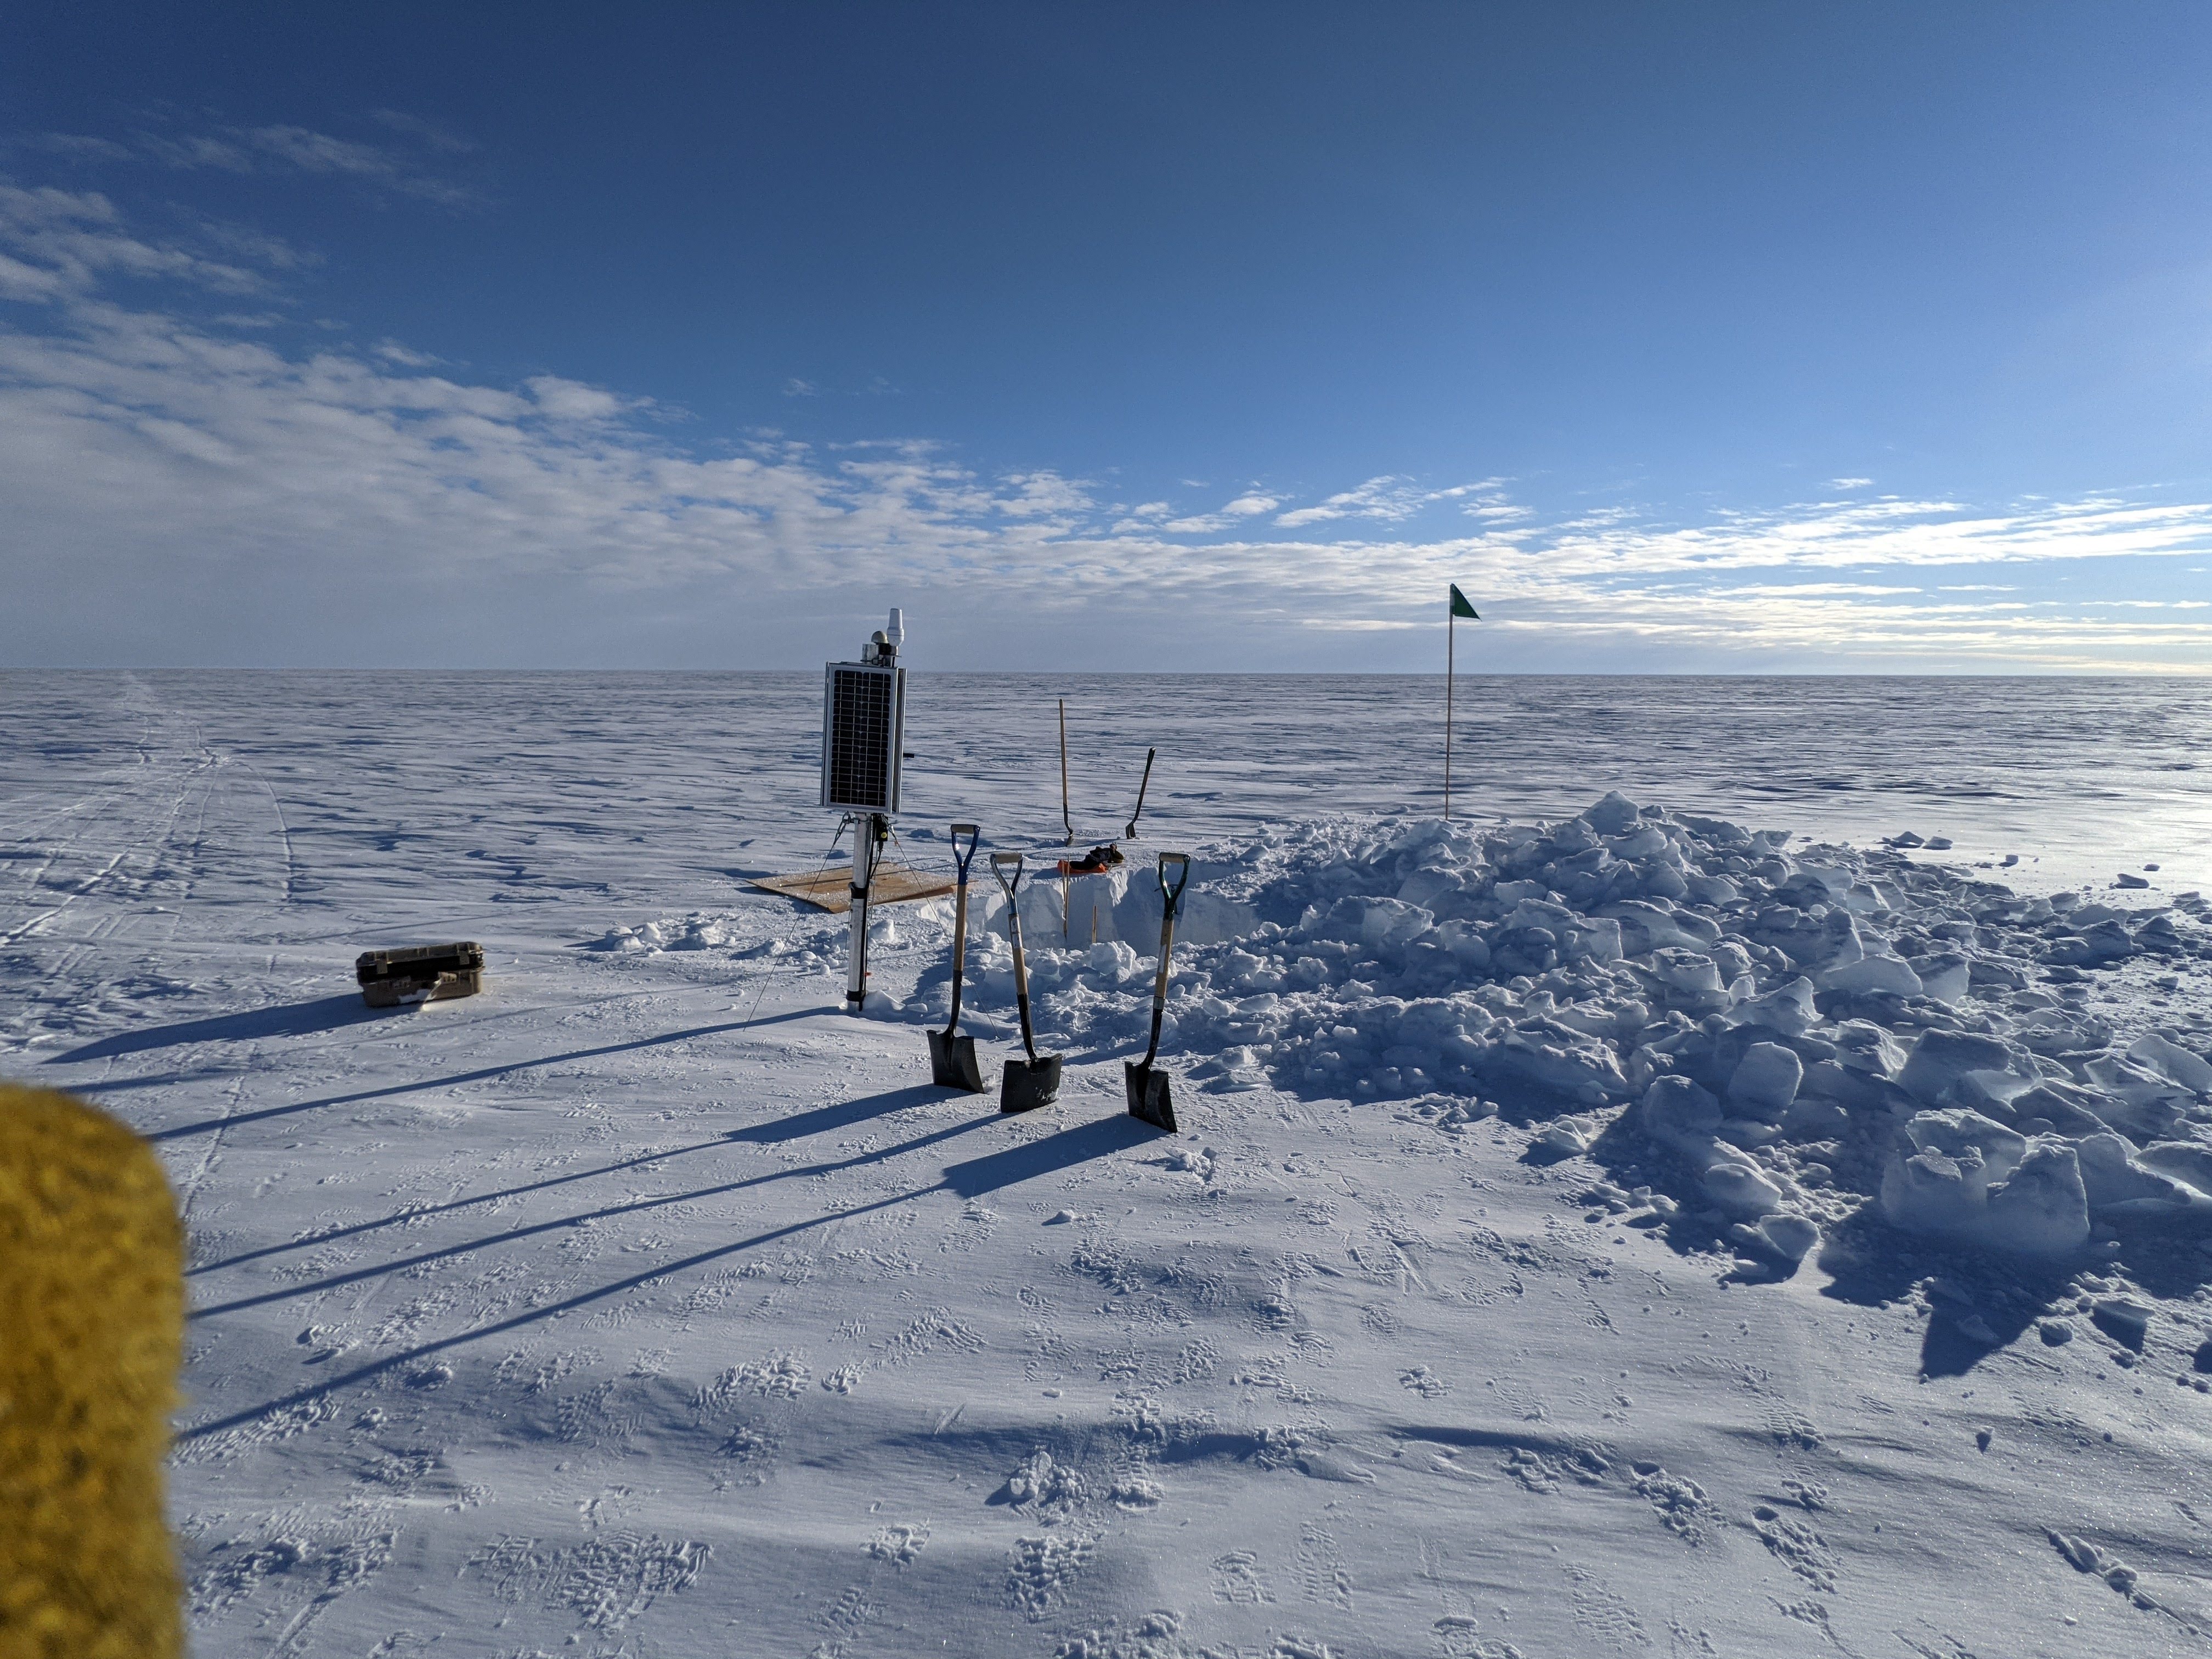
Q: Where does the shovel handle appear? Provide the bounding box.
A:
[943,823,980,1036]
[1141,852,1193,1069]
[991,851,1040,1062]
[1157,851,1192,920]
[949,822,980,884]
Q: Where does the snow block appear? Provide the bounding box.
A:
[1703,1159,1784,1219]
[1582,790,1643,836]
[2129,1032,2212,1096]
[1728,977,1818,1038]
[1983,1142,2094,1258]
[2137,1139,2212,1197]
[1639,1075,1723,1144]
[1599,899,1719,953]
[1911,952,1972,1004]
[1898,1030,2022,1107]
[1820,953,1923,998]
[1724,1042,1802,1121]
[2077,1133,2212,1216]
[1758,1214,1821,1261]
[1879,1109,2089,1257]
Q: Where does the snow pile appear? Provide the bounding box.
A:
[585,913,747,953]
[676,791,2212,1264]
[587,913,848,974]
[606,800,2212,1265]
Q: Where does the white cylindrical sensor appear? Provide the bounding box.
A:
[886,607,905,648]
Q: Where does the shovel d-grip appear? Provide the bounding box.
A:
[927,822,985,1092]
[991,850,1063,1113]
[1125,851,1192,1132]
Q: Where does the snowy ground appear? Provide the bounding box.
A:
[8,670,2212,1659]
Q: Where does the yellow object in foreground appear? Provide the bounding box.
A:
[0,1083,185,1659]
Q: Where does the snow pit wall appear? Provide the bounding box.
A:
[628,791,2212,1266]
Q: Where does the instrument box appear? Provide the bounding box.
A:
[356,941,484,1008]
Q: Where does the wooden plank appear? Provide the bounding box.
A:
[744,862,953,914]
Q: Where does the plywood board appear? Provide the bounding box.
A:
[745,862,953,914]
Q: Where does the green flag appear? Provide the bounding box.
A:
[1449,585,1479,619]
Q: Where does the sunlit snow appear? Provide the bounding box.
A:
[8,670,2212,1657]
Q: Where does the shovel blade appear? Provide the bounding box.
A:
[1000,1054,1063,1114]
[1124,1062,1178,1132]
[928,1029,985,1093]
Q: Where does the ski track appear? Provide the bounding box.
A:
[7,670,2212,1657]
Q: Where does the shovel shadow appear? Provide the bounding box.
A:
[48,995,383,1063]
[941,1112,1153,1200]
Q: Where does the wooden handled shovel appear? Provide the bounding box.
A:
[927,823,985,1092]
[991,851,1063,1113]
[1125,851,1192,1132]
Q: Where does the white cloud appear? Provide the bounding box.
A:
[1532,494,2212,578]
[2,191,2210,672]
[0,185,266,295]
[993,471,1094,519]
[30,118,482,208]
[18,133,136,162]
[368,110,478,154]
[525,375,633,422]
[1709,583,1923,597]
[1829,476,1874,489]
[1274,475,1495,528]
[1161,490,1282,533]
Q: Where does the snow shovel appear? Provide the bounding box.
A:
[1125,851,1192,1132]
[927,822,985,1092]
[992,850,1063,1113]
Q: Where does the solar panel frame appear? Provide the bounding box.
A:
[819,661,905,812]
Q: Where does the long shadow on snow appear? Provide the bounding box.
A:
[726,1084,943,1144]
[190,1087,993,1319]
[1837,1211,2210,1379]
[188,1084,945,1278]
[178,1186,928,1443]
[48,995,386,1062]
[179,1101,1152,1443]
[941,1112,1158,1199]
[142,1007,822,1142]
[1809,1207,2091,1379]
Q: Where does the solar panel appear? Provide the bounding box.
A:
[820,661,905,812]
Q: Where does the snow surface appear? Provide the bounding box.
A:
[9,670,2212,1658]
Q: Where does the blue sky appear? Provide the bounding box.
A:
[3,2,2210,671]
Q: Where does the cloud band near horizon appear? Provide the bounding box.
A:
[2,182,2208,673]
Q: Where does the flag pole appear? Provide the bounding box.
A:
[1444,597,1455,820]
[1443,585,1479,819]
